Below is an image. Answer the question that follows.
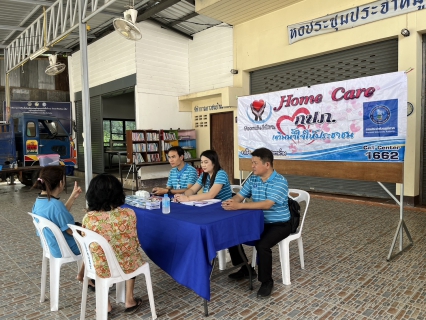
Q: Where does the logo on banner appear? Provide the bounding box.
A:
[247,100,272,124]
[369,105,390,125]
[363,99,398,137]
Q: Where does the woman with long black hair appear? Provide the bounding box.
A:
[174,150,232,202]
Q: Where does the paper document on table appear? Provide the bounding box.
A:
[179,199,221,207]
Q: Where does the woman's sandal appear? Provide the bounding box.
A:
[77,278,96,292]
[124,298,143,314]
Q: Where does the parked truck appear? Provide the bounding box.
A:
[0,113,72,186]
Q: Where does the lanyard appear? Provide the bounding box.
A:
[176,163,188,181]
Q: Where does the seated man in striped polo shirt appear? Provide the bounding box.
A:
[152,146,198,196]
[222,147,291,298]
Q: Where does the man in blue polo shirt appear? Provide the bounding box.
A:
[222,147,291,298]
[152,146,198,196]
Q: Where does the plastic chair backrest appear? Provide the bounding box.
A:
[68,224,128,280]
[28,212,76,259]
[288,189,310,234]
[230,184,242,194]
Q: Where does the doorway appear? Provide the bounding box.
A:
[210,112,234,182]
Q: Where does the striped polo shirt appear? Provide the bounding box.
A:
[166,163,198,190]
[239,170,290,223]
[196,169,233,201]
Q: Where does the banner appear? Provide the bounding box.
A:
[238,72,407,162]
[3,101,72,134]
[288,0,426,44]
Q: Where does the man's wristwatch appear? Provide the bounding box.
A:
[166,187,172,196]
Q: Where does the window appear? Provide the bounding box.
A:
[26,121,36,137]
[38,120,68,138]
[103,119,136,148]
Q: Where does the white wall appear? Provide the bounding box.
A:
[69,31,136,93]
[67,20,235,180]
[135,21,192,179]
[189,23,233,93]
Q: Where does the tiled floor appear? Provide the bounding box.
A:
[1,175,426,319]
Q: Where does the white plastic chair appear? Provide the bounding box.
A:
[217,185,243,270]
[68,224,157,320]
[28,212,83,311]
[251,189,310,285]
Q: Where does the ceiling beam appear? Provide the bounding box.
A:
[8,0,53,5]
[149,18,193,40]
[137,0,181,22]
[167,11,198,27]
[48,46,72,53]
[96,9,121,17]
[0,44,71,52]
[0,25,26,31]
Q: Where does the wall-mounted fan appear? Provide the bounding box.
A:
[113,4,142,41]
[45,55,66,76]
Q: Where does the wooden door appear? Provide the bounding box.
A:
[210,112,234,182]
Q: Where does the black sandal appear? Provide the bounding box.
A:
[124,298,143,314]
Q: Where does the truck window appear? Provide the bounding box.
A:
[38,120,68,138]
[27,122,36,137]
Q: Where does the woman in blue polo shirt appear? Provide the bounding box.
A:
[174,150,232,202]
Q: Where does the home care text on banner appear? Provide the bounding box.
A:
[238,72,407,162]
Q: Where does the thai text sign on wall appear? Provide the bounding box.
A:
[3,101,72,134]
[288,0,426,44]
[238,72,407,162]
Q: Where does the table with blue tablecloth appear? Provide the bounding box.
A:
[124,202,263,301]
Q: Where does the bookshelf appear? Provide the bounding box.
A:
[160,129,197,161]
[127,129,197,164]
[126,130,161,164]
[177,129,196,160]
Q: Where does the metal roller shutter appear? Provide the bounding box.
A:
[421,35,426,205]
[76,100,84,171]
[75,96,104,174]
[250,39,398,198]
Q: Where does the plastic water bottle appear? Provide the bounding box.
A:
[162,194,170,214]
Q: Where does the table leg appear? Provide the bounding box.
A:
[237,245,253,290]
[204,299,209,317]
[118,154,122,184]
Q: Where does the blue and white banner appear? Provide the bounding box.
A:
[288,0,426,44]
[3,101,72,133]
[238,72,407,162]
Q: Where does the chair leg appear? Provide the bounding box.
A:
[80,276,89,320]
[297,237,305,269]
[49,259,61,311]
[116,281,125,303]
[40,256,48,303]
[77,259,83,272]
[95,280,110,320]
[278,241,291,286]
[217,250,227,270]
[143,264,157,320]
[251,247,257,268]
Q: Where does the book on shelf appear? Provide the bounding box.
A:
[147,143,158,151]
[132,132,145,141]
[146,153,161,162]
[163,132,177,140]
[134,153,145,164]
[133,144,146,152]
[146,132,159,141]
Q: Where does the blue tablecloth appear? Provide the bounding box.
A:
[125,202,263,300]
